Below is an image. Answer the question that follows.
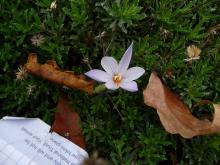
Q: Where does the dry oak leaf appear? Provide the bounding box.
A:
[51,96,86,149]
[143,72,220,138]
[25,53,95,93]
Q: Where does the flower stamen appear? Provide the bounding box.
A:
[113,74,122,86]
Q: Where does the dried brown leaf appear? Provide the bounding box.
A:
[25,53,95,93]
[51,96,86,149]
[143,72,220,138]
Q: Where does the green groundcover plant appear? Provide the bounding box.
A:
[0,0,220,164]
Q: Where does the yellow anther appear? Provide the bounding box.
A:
[113,74,122,86]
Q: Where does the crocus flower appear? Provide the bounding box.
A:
[85,43,145,92]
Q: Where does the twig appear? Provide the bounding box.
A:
[104,38,114,56]
[106,94,123,119]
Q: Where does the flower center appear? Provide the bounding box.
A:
[113,74,122,86]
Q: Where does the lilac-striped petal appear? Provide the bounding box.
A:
[85,69,111,82]
[101,56,118,75]
[118,43,133,74]
[123,67,145,82]
[120,81,138,92]
[105,80,119,90]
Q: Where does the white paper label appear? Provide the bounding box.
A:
[0,116,88,165]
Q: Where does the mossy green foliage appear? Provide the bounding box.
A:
[0,0,220,164]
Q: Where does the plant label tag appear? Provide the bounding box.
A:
[0,116,88,165]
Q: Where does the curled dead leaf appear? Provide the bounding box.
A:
[25,53,95,93]
[143,72,220,138]
[51,96,86,149]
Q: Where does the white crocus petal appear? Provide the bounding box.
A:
[118,43,133,74]
[101,57,118,75]
[105,80,119,90]
[85,69,111,82]
[120,81,138,92]
[123,67,145,82]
